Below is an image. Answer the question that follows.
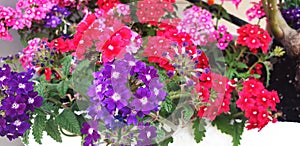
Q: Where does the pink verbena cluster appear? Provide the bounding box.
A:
[246,1,265,21]
[178,6,215,46]
[236,79,280,131]
[136,0,175,25]
[212,25,234,50]
[19,38,41,69]
[0,0,59,40]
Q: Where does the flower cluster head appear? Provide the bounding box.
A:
[0,64,42,140]
[236,79,280,131]
[44,5,71,28]
[87,54,167,126]
[197,73,236,120]
[282,7,300,30]
[19,38,57,70]
[97,0,119,12]
[136,0,175,25]
[72,12,142,61]
[178,6,216,46]
[246,1,265,21]
[213,25,234,50]
[0,0,59,40]
[237,24,272,54]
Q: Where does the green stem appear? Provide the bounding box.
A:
[231,112,244,119]
[236,47,247,61]
[215,2,224,27]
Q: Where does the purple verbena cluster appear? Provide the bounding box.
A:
[282,8,300,30]
[44,5,71,28]
[0,64,42,140]
[87,54,167,127]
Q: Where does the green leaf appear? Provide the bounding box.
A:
[32,115,47,144]
[232,119,246,146]
[61,55,72,76]
[55,109,81,135]
[22,129,30,145]
[158,137,173,146]
[161,95,172,113]
[57,81,69,97]
[212,114,233,135]
[45,119,62,143]
[192,118,206,143]
[183,105,194,121]
[35,83,45,98]
[253,74,261,79]
[236,62,248,69]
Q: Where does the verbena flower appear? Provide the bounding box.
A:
[236,79,280,131]
[0,64,42,140]
[246,1,265,21]
[237,24,272,54]
[178,6,216,46]
[87,54,166,127]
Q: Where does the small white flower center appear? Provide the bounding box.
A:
[12,103,19,109]
[154,88,159,96]
[88,128,94,135]
[14,120,21,126]
[140,97,148,105]
[147,131,151,138]
[0,76,6,81]
[18,83,26,89]
[28,98,34,104]
[112,72,120,79]
[112,93,121,101]
[262,97,267,102]
[253,111,257,115]
[108,45,114,50]
[145,75,151,81]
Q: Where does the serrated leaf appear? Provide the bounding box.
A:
[22,129,30,145]
[35,83,45,98]
[232,119,246,146]
[45,119,62,143]
[212,114,233,135]
[57,81,69,97]
[161,96,172,112]
[61,55,72,76]
[32,115,46,144]
[55,109,81,134]
[183,105,194,121]
[192,118,206,143]
[158,137,173,146]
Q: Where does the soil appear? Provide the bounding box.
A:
[268,41,300,122]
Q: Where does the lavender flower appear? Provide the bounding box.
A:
[87,54,167,127]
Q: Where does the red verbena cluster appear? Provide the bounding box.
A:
[97,0,119,12]
[237,24,272,54]
[197,73,236,120]
[236,79,280,131]
[136,0,175,25]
